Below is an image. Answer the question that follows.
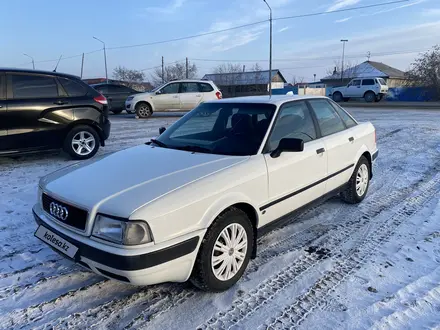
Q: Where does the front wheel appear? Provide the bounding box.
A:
[136,102,153,118]
[190,207,253,292]
[364,91,376,103]
[64,125,100,160]
[341,156,370,204]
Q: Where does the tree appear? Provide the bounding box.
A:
[112,66,146,89]
[151,62,198,86]
[406,45,440,99]
[326,60,358,79]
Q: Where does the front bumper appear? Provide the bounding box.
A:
[33,204,201,285]
[125,101,133,111]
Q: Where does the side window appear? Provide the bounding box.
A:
[329,101,357,128]
[160,83,179,94]
[93,85,107,94]
[309,99,346,136]
[11,74,58,99]
[107,85,124,93]
[59,78,86,97]
[352,80,361,87]
[180,82,199,93]
[362,79,375,86]
[198,83,214,93]
[266,101,317,151]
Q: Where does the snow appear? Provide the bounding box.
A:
[1,108,440,329]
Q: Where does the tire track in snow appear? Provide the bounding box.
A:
[197,169,440,330]
[261,174,440,329]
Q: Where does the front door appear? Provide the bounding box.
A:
[307,99,357,193]
[261,101,327,226]
[179,82,203,111]
[5,73,66,151]
[346,79,361,97]
[107,85,134,110]
[0,73,7,151]
[154,82,180,111]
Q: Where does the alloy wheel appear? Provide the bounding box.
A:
[211,223,248,281]
[356,164,369,197]
[71,131,96,156]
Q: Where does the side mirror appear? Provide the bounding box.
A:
[270,138,304,158]
[159,127,166,135]
[155,90,162,95]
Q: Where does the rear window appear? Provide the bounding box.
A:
[329,101,357,128]
[362,79,375,86]
[11,74,58,99]
[198,83,214,93]
[59,78,87,97]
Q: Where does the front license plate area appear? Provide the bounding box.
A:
[34,225,79,259]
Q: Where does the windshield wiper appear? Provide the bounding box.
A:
[174,145,212,154]
[150,139,168,148]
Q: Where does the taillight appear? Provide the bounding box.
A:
[216,91,222,99]
[94,94,108,105]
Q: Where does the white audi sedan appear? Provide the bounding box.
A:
[33,95,378,292]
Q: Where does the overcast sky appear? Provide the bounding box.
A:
[2,0,439,83]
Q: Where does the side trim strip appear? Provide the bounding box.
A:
[259,163,354,211]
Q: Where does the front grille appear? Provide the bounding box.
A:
[42,193,88,231]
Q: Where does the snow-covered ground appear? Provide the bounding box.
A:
[1,108,440,330]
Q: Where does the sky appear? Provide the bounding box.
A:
[2,0,439,84]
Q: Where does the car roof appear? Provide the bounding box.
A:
[0,67,81,80]
[90,83,129,87]
[205,95,329,106]
[168,79,214,83]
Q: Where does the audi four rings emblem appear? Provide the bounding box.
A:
[49,202,69,221]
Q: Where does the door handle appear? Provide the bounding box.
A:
[53,100,68,105]
[173,96,179,98]
[195,94,201,97]
[316,148,325,154]
[349,137,354,142]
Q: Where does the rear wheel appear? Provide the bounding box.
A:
[111,108,123,114]
[332,92,343,102]
[341,156,370,204]
[190,207,253,292]
[364,91,376,103]
[136,102,153,118]
[64,125,100,160]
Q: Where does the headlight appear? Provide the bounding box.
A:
[126,96,134,101]
[92,215,153,245]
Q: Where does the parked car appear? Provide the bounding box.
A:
[330,77,388,103]
[33,95,377,291]
[0,69,110,159]
[125,79,222,118]
[91,83,140,114]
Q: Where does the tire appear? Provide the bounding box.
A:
[343,97,350,102]
[332,92,343,102]
[63,125,100,160]
[375,94,383,103]
[111,108,123,114]
[136,102,153,118]
[190,207,254,292]
[341,156,370,204]
[364,91,376,103]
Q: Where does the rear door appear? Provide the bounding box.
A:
[0,73,7,150]
[6,73,71,151]
[346,79,361,97]
[361,78,375,95]
[307,99,357,193]
[198,82,216,101]
[153,82,180,111]
[179,82,202,111]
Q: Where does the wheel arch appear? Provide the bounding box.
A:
[64,120,105,146]
[134,99,155,112]
[354,146,373,179]
[363,90,376,98]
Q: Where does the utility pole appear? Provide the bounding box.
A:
[93,37,108,83]
[313,73,316,82]
[263,0,272,96]
[80,53,84,79]
[243,65,246,72]
[162,56,165,84]
[186,57,189,79]
[340,39,348,82]
[23,53,35,70]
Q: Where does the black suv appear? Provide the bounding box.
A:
[91,83,140,114]
[0,69,110,160]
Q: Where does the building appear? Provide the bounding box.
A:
[202,70,287,98]
[321,61,406,88]
[82,78,153,92]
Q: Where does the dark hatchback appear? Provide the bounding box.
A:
[90,83,140,114]
[0,68,110,160]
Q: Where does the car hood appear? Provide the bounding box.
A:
[41,145,248,218]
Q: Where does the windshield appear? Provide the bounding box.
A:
[378,78,387,85]
[156,102,276,156]
[151,83,166,92]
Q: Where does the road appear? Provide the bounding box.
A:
[0,107,440,329]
